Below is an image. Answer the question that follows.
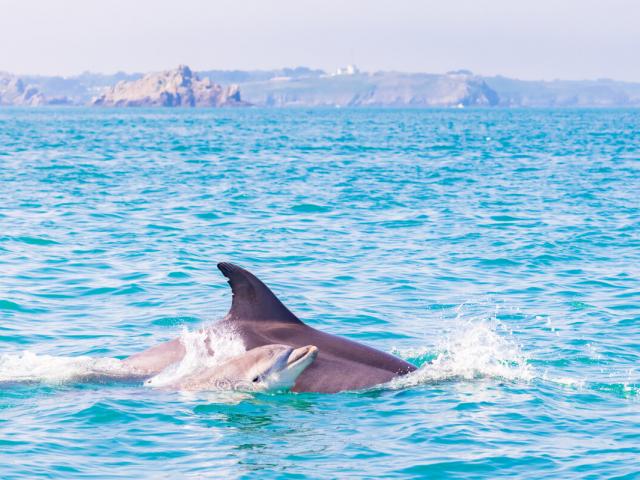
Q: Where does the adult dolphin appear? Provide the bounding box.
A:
[125,262,417,393]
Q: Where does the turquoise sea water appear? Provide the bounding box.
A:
[0,108,639,478]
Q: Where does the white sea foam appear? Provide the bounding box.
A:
[0,351,134,384]
[389,319,534,389]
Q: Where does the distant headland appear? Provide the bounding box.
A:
[1,64,639,108]
[91,65,246,107]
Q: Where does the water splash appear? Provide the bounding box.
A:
[145,325,246,388]
[0,351,135,384]
[390,317,533,389]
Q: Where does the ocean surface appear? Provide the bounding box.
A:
[0,107,639,478]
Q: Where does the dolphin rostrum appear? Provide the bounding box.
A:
[124,262,417,393]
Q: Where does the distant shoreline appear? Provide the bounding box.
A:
[2,65,640,108]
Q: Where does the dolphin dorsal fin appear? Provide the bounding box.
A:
[217,262,302,324]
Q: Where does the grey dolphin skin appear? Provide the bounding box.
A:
[125,262,417,393]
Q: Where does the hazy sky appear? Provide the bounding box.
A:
[1,0,639,80]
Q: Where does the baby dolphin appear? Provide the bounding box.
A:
[165,344,318,392]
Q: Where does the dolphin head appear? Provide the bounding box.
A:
[238,344,318,392]
[173,344,318,392]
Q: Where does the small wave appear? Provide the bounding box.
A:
[541,371,640,397]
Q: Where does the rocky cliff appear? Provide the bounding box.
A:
[91,65,246,107]
[0,73,47,106]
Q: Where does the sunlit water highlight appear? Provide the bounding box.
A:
[0,108,639,478]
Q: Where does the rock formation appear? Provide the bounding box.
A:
[0,73,47,106]
[91,65,246,107]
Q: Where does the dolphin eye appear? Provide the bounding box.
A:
[252,376,260,383]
